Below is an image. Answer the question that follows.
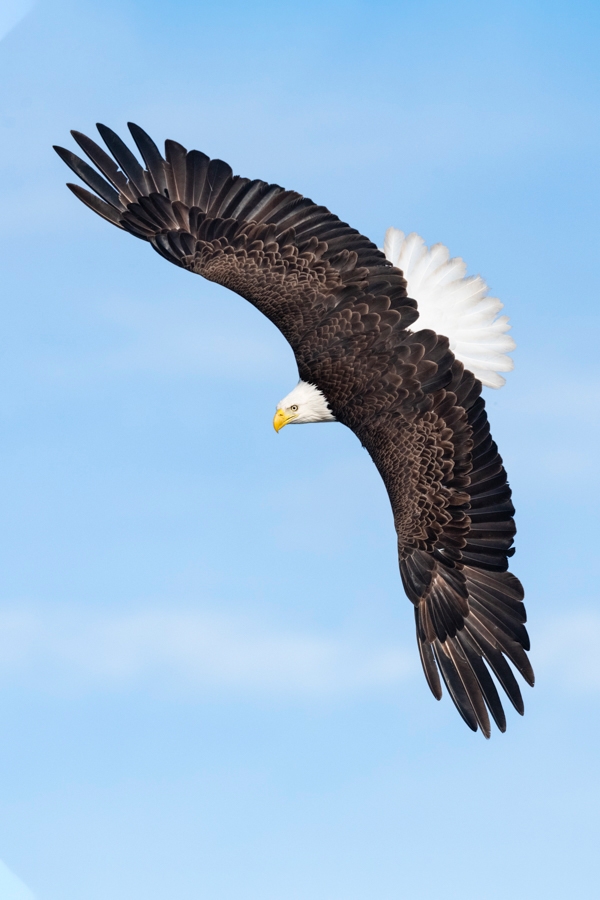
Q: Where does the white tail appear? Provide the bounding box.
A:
[383,228,515,389]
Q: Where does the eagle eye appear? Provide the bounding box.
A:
[290,404,298,412]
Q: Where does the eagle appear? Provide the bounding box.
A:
[54,123,533,737]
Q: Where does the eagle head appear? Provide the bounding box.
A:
[273,380,336,432]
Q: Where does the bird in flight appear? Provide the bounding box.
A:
[55,123,533,737]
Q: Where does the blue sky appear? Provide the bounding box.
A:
[0,0,599,897]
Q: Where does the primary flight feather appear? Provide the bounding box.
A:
[54,123,533,736]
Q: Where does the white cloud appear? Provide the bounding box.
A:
[0,604,414,700]
[11,602,599,703]
[0,0,34,43]
[0,860,35,900]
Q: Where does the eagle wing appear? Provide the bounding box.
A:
[55,124,532,735]
[342,358,533,736]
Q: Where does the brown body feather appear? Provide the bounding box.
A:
[54,124,533,736]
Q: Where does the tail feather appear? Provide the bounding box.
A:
[383,228,515,388]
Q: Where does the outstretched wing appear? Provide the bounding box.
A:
[54,124,417,351]
[55,124,532,735]
[295,293,533,736]
[349,358,533,737]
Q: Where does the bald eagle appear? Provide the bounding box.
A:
[55,123,533,736]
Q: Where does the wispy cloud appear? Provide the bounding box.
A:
[0,860,35,900]
[0,0,34,43]
[4,601,600,701]
[0,604,414,700]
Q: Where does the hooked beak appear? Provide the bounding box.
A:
[273,409,295,432]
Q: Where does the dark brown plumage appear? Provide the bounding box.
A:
[54,123,533,736]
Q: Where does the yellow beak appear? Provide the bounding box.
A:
[273,409,293,432]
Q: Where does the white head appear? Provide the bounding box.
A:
[273,380,336,431]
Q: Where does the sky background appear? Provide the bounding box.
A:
[0,0,599,897]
